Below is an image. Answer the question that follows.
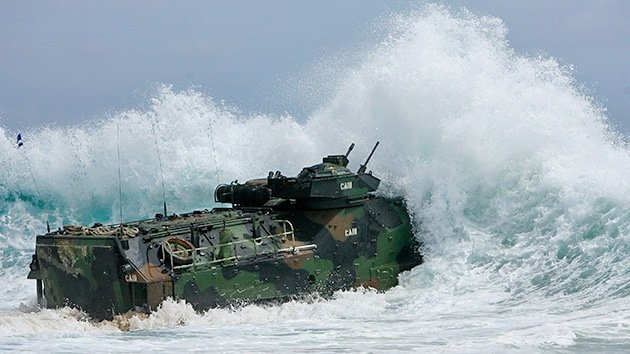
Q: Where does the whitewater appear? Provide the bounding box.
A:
[1,6,629,353]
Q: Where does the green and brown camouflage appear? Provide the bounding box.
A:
[27,142,422,320]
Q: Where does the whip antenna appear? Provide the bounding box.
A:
[206,116,220,185]
[15,132,49,232]
[151,120,168,216]
[23,151,42,202]
[116,123,124,227]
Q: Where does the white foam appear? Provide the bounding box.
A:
[1,4,629,352]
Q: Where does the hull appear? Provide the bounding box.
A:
[28,197,421,320]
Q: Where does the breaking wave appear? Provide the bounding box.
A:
[1,5,628,352]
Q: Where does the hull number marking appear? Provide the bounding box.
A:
[345,228,358,237]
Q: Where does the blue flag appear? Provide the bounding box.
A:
[16,133,23,148]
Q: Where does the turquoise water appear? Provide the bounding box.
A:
[1,6,629,353]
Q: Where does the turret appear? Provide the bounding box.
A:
[215,142,381,209]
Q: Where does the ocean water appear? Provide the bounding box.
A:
[1,6,629,353]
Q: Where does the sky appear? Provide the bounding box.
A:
[1,1,629,133]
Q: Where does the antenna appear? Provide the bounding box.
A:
[151,121,168,216]
[22,150,42,201]
[16,132,50,233]
[357,141,380,174]
[206,116,221,186]
[116,123,124,228]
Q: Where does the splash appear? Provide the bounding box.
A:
[1,4,629,351]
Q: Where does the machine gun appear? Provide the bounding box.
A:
[357,141,379,174]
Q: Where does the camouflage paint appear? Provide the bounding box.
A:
[28,148,423,320]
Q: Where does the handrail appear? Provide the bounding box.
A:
[142,216,255,241]
[160,220,311,271]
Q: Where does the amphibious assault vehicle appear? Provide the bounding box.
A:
[27,142,422,320]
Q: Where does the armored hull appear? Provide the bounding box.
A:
[28,144,422,320]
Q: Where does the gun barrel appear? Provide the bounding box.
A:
[357,141,380,174]
[345,143,355,158]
